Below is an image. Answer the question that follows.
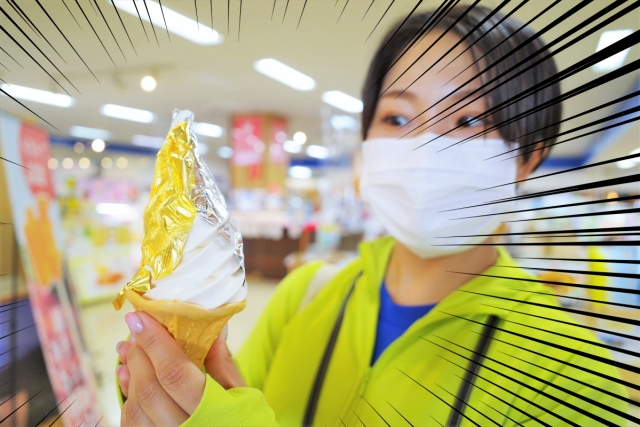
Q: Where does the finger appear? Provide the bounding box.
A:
[204,332,246,389]
[121,381,155,427]
[117,340,131,365]
[125,311,205,414]
[117,364,130,399]
[128,342,189,426]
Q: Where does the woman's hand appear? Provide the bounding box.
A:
[116,311,245,426]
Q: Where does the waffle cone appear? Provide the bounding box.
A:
[125,289,246,367]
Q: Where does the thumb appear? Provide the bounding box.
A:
[204,326,246,390]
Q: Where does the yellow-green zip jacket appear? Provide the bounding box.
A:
[120,236,630,426]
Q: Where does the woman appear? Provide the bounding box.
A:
[116,6,629,426]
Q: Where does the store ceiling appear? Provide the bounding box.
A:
[1,0,638,173]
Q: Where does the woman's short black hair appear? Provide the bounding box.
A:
[361,5,562,168]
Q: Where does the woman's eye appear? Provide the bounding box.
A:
[383,115,409,127]
[457,115,484,128]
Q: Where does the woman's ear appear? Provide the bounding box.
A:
[516,146,549,181]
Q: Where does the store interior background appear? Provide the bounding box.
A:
[0,0,638,425]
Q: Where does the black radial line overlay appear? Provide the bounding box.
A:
[195,0,200,29]
[442,307,640,366]
[132,0,150,42]
[210,0,214,30]
[6,0,67,64]
[0,155,27,169]
[450,271,639,296]
[0,62,10,72]
[5,0,39,38]
[73,0,118,67]
[0,389,45,424]
[61,0,81,29]
[452,195,639,221]
[47,399,77,426]
[352,410,367,426]
[0,7,78,93]
[429,415,445,427]
[33,395,70,427]
[438,240,639,247]
[398,368,483,427]
[448,372,532,427]
[282,0,291,23]
[435,383,501,427]
[92,0,127,60]
[336,0,350,24]
[440,174,640,213]
[142,0,160,46]
[386,401,414,426]
[432,335,632,426]
[34,0,100,82]
[362,0,375,20]
[503,289,639,311]
[0,89,58,130]
[109,0,138,55]
[428,341,579,427]
[478,399,523,427]
[477,330,640,392]
[271,0,276,20]
[437,225,640,238]
[364,0,396,42]
[514,256,640,265]
[297,0,309,30]
[156,1,171,42]
[370,0,460,91]
[406,1,637,139]
[508,208,640,223]
[238,0,243,42]
[499,350,640,408]
[378,0,464,95]
[499,265,640,280]
[361,397,390,426]
[0,46,22,67]
[437,0,530,74]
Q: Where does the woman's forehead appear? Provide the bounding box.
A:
[380,31,480,97]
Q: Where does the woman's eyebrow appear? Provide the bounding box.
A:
[380,90,418,100]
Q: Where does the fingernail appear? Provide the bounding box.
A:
[116,341,124,353]
[125,312,144,334]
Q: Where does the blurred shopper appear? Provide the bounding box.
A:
[116,6,628,426]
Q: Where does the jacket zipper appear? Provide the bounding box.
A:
[446,315,501,427]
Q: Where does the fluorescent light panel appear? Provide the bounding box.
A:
[192,122,223,138]
[306,145,329,159]
[592,29,633,72]
[114,0,223,45]
[283,140,302,153]
[1,83,74,107]
[254,59,316,91]
[218,146,234,158]
[132,134,164,148]
[70,126,111,140]
[289,166,312,179]
[322,91,363,113]
[101,104,155,123]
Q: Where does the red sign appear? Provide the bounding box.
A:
[19,123,55,198]
[269,117,288,165]
[231,116,264,167]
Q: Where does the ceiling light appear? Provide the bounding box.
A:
[331,114,358,130]
[617,148,640,169]
[140,76,157,92]
[217,146,234,159]
[283,140,302,153]
[101,104,156,123]
[137,157,151,168]
[592,29,633,72]
[254,58,316,91]
[92,139,106,153]
[101,157,113,169]
[198,143,209,155]
[289,166,312,179]
[132,134,164,149]
[70,126,111,140]
[48,158,58,170]
[293,132,307,144]
[307,145,329,159]
[73,141,85,153]
[117,157,128,169]
[0,83,74,107]
[62,158,73,169]
[96,203,136,217]
[192,122,223,138]
[114,0,223,45]
[79,157,91,169]
[322,91,363,113]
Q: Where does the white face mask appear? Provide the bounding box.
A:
[359,133,518,258]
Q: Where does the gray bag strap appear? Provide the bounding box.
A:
[298,263,343,313]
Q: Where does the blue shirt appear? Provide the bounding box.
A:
[371,281,437,365]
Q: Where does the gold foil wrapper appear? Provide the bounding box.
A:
[114,109,243,310]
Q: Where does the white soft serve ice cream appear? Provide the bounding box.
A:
[142,109,247,310]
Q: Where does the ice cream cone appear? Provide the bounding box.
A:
[125,289,246,367]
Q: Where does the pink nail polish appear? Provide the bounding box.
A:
[125,312,144,334]
[116,341,123,353]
